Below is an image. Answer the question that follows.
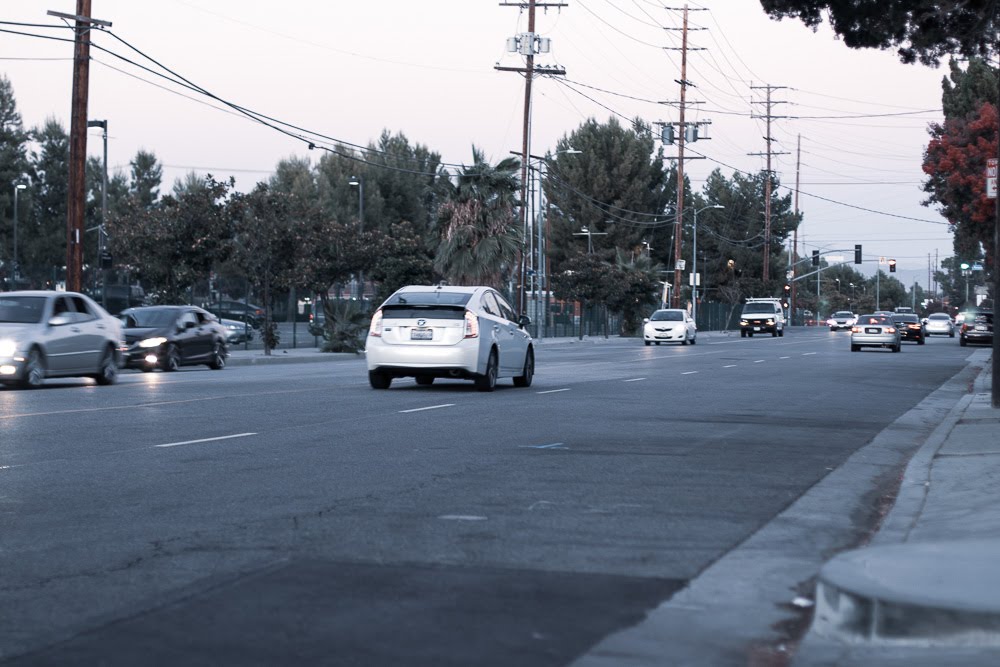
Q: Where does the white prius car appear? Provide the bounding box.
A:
[365,285,533,391]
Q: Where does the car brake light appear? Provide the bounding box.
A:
[369,309,383,337]
[885,326,897,334]
[464,310,479,338]
[851,326,860,333]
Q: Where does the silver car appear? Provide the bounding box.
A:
[850,314,901,353]
[0,291,123,388]
[923,312,955,337]
[642,308,697,345]
[365,285,533,391]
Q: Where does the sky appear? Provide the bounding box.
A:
[1,1,958,291]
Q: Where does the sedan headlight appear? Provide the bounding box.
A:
[138,337,167,348]
[0,339,18,357]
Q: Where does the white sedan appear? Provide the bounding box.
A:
[365,285,533,391]
[642,309,697,345]
[923,312,955,337]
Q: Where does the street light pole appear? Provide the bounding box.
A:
[691,204,723,326]
[349,175,364,300]
[12,183,26,284]
[88,119,108,307]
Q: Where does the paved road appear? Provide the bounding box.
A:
[0,329,974,665]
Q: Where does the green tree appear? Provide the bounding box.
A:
[129,149,162,209]
[0,75,31,285]
[758,0,998,65]
[367,221,436,305]
[107,176,232,303]
[23,118,69,286]
[435,147,521,287]
[85,156,129,273]
[544,117,670,268]
[941,57,999,118]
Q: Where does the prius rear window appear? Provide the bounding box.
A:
[385,291,472,307]
[382,305,466,320]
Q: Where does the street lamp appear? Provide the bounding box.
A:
[12,182,26,284]
[691,204,724,326]
[348,175,364,300]
[88,119,108,307]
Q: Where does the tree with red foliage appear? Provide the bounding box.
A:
[922,101,998,264]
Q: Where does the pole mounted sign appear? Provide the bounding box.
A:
[987,158,997,199]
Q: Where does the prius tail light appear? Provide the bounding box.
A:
[368,309,383,337]
[464,310,479,338]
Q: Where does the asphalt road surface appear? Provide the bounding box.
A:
[0,328,975,665]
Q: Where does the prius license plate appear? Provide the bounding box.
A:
[866,328,879,334]
[410,328,433,340]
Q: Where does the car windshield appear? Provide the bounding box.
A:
[928,313,950,320]
[650,311,684,322]
[893,314,918,323]
[0,296,46,324]
[743,303,777,314]
[833,312,853,318]
[858,315,891,325]
[385,291,472,307]
[120,308,178,328]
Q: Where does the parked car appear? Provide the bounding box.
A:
[959,310,993,347]
[851,314,901,352]
[923,312,955,337]
[119,305,228,371]
[892,313,925,344]
[220,318,254,344]
[365,285,533,391]
[827,311,857,331]
[202,300,264,328]
[0,290,122,388]
[642,309,697,345]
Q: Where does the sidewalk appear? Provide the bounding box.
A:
[795,349,1000,665]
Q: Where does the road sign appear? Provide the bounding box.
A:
[879,256,887,265]
[676,259,686,271]
[688,272,700,286]
[988,158,997,199]
[826,255,845,262]
[972,262,984,271]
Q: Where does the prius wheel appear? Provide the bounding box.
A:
[475,350,498,392]
[513,349,534,388]
[208,342,227,370]
[94,347,118,386]
[19,348,46,389]
[369,371,392,389]
[644,341,651,346]
[415,376,434,386]
[851,344,860,352]
[163,344,180,372]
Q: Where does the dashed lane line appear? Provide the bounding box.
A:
[537,388,571,395]
[681,371,698,375]
[623,378,647,382]
[398,404,455,414]
[155,432,257,448]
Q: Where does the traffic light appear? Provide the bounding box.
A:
[812,250,820,267]
[783,283,791,294]
[888,258,897,273]
[782,284,791,309]
[854,244,862,264]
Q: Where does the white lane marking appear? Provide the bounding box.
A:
[723,364,737,368]
[780,356,791,359]
[520,443,567,449]
[623,378,647,382]
[681,371,698,375]
[398,403,455,414]
[803,352,817,356]
[1,396,227,420]
[155,432,257,448]
[754,360,766,364]
[537,388,570,394]
[438,515,487,521]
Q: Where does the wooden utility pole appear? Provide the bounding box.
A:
[51,2,110,292]
[497,1,566,314]
[750,84,788,283]
[792,134,801,321]
[671,6,690,308]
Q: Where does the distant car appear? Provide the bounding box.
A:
[923,312,955,337]
[120,305,228,372]
[220,318,254,344]
[892,313,925,345]
[365,285,533,391]
[959,310,993,347]
[851,314,901,353]
[0,290,122,388]
[203,300,264,328]
[642,309,697,345]
[827,311,857,331]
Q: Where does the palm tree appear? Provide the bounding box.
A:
[435,147,521,287]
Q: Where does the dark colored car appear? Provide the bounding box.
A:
[219,318,254,344]
[892,313,925,344]
[959,310,993,347]
[120,305,228,372]
[203,300,264,328]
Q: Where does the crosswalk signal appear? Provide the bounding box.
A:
[812,250,820,267]
[888,258,897,273]
[854,244,862,264]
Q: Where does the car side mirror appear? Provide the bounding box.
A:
[643,318,649,324]
[48,314,71,327]
[518,315,531,329]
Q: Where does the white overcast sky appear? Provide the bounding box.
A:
[2,1,955,290]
